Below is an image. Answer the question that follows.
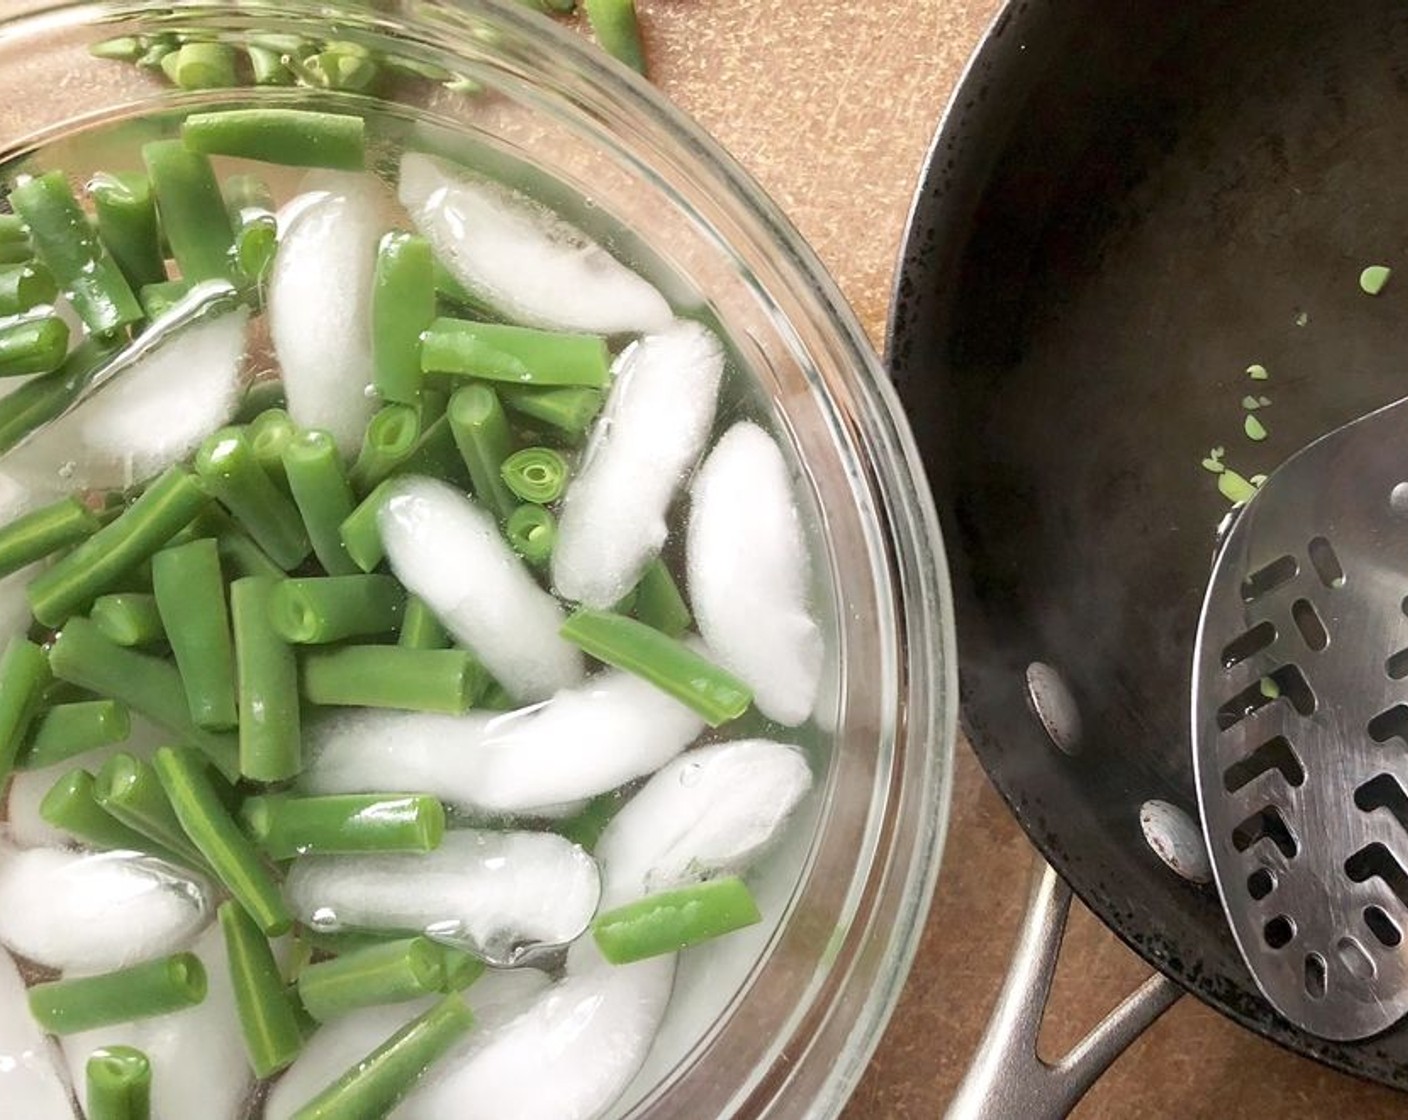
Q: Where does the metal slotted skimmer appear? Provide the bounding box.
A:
[1193,397,1408,1041]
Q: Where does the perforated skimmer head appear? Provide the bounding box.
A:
[1193,397,1408,1041]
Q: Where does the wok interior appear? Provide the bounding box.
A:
[893,0,1408,1086]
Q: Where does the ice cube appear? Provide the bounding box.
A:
[393,941,673,1120]
[595,738,813,907]
[379,477,583,702]
[62,922,252,1120]
[398,152,672,335]
[284,829,600,965]
[0,847,210,974]
[302,665,702,813]
[687,421,823,725]
[6,307,249,493]
[552,321,725,607]
[269,175,384,455]
[0,946,75,1119]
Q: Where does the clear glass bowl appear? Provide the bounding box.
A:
[0,2,957,1115]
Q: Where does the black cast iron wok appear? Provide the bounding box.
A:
[890,0,1408,1095]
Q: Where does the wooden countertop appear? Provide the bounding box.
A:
[638,2,1408,1117]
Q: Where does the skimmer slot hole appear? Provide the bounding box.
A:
[1353,774,1408,834]
[1291,598,1328,652]
[1223,736,1305,794]
[1247,868,1275,900]
[1345,843,1408,908]
[1367,706,1408,748]
[1231,806,1298,859]
[1222,621,1277,669]
[1386,648,1408,681]
[1241,554,1297,603]
[1307,537,1345,589]
[1304,953,1327,999]
[1364,905,1403,948]
[1216,665,1316,731]
[1263,915,1295,949]
[1336,936,1376,981]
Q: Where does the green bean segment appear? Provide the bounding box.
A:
[302,646,485,713]
[560,608,751,726]
[592,876,761,964]
[89,170,166,290]
[8,170,143,334]
[184,109,366,170]
[0,261,57,316]
[500,445,569,504]
[94,751,213,874]
[0,494,102,580]
[161,42,237,89]
[18,699,129,770]
[283,429,358,576]
[29,954,206,1035]
[86,1045,152,1120]
[297,937,446,1022]
[154,745,292,935]
[446,384,517,519]
[242,792,445,859]
[398,596,449,651]
[40,767,181,861]
[505,503,556,567]
[632,558,692,638]
[288,993,475,1120]
[0,640,53,788]
[138,279,190,319]
[142,140,236,284]
[269,575,405,644]
[338,479,396,572]
[584,0,648,73]
[373,232,435,404]
[0,312,69,377]
[47,618,240,779]
[349,403,421,493]
[195,427,311,570]
[500,384,604,438]
[0,338,114,457]
[91,593,166,647]
[421,317,610,387]
[152,537,238,730]
[28,466,208,626]
[231,576,302,782]
[248,407,296,489]
[220,901,305,1077]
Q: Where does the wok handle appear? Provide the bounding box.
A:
[946,857,1183,1119]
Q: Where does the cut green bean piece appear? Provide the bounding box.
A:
[593,876,759,964]
[373,232,435,404]
[162,41,237,88]
[500,384,603,439]
[446,384,517,519]
[220,901,305,1077]
[184,107,366,171]
[192,505,285,581]
[0,312,68,377]
[138,279,191,320]
[48,618,240,779]
[89,171,166,291]
[283,429,359,576]
[505,503,555,567]
[269,575,405,644]
[142,140,236,284]
[40,767,186,861]
[0,337,113,456]
[396,414,467,485]
[236,378,287,423]
[0,261,57,317]
[152,537,238,730]
[288,993,474,1120]
[632,558,691,638]
[0,494,102,581]
[136,40,175,70]
[234,210,278,286]
[500,445,569,504]
[398,596,449,651]
[196,427,311,570]
[241,792,445,859]
[94,751,213,874]
[302,646,485,713]
[248,407,296,490]
[246,44,294,86]
[154,745,291,934]
[86,1045,151,1120]
[584,0,647,73]
[91,593,166,647]
[89,35,143,60]
[421,318,610,387]
[18,700,129,770]
[556,791,622,853]
[0,214,29,248]
[8,170,143,335]
[297,937,445,1023]
[338,479,396,572]
[432,945,486,992]
[288,48,379,93]
[0,640,54,789]
[28,465,210,626]
[349,403,420,493]
[29,953,207,1035]
[561,608,751,726]
[231,577,302,782]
